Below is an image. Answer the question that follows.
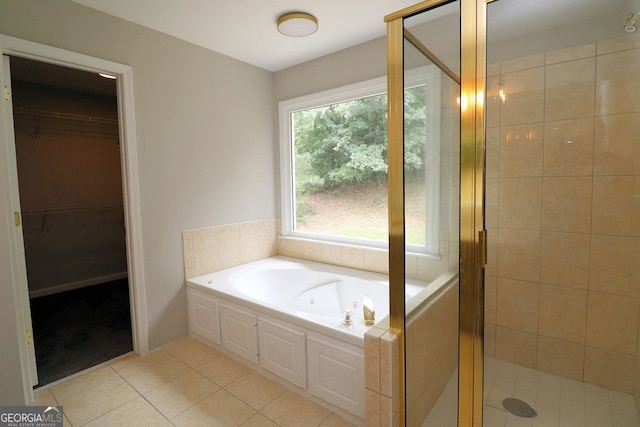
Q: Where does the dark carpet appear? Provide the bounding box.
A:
[29,279,133,388]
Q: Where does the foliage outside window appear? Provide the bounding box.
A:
[279,68,440,254]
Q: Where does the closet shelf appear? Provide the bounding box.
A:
[14,107,118,126]
[13,107,119,140]
[21,206,124,216]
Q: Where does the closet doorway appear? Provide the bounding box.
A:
[9,56,133,387]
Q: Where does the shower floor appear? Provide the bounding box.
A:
[421,357,640,427]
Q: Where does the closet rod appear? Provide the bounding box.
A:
[14,107,118,126]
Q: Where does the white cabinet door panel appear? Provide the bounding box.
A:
[220,303,258,364]
[258,317,306,388]
[187,289,221,345]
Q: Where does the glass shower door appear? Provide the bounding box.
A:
[386,0,487,425]
[404,4,461,427]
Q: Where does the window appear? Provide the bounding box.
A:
[279,67,441,255]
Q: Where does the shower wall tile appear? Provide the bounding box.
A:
[545,58,596,121]
[486,127,500,178]
[543,118,594,177]
[499,124,544,177]
[546,43,595,65]
[498,178,542,229]
[497,228,541,283]
[542,177,593,234]
[596,48,640,115]
[584,347,635,393]
[486,75,502,129]
[495,326,537,369]
[496,278,539,333]
[592,176,640,237]
[489,34,640,396]
[538,285,587,344]
[586,292,640,356]
[486,178,499,205]
[536,336,585,381]
[540,232,590,290]
[484,275,497,324]
[485,323,496,358]
[589,235,640,298]
[500,67,545,126]
[501,53,545,73]
[594,113,640,176]
[485,204,499,229]
[485,227,498,277]
[486,177,499,229]
[487,62,501,77]
[597,33,640,55]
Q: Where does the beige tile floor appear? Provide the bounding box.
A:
[30,336,357,427]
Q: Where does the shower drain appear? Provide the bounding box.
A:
[502,398,537,418]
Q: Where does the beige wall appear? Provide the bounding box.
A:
[0,0,276,401]
[0,169,25,404]
[484,33,640,394]
[273,38,387,103]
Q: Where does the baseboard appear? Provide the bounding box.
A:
[29,272,129,299]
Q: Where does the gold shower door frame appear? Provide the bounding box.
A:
[385,0,490,425]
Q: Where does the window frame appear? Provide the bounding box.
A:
[279,66,441,255]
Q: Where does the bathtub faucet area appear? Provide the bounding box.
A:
[363,294,375,325]
[342,309,353,325]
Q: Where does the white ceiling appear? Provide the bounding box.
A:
[70,0,632,72]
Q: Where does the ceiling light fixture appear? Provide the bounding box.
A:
[625,12,638,32]
[98,72,117,80]
[277,12,318,37]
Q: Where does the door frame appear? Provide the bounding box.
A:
[0,34,149,403]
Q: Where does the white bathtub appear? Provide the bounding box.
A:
[187,255,426,345]
[186,255,433,420]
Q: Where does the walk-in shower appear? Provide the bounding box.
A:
[387,0,640,426]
